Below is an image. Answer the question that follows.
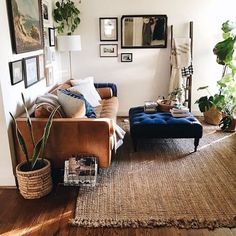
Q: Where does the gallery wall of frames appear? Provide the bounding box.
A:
[7,0,56,88]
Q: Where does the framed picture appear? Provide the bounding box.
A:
[23,56,39,88]
[38,54,45,80]
[48,28,55,47]
[7,0,44,54]
[99,18,118,41]
[9,60,23,85]
[45,66,54,87]
[100,44,118,57]
[42,0,51,27]
[121,53,133,62]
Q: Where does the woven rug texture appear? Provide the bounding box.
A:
[71,118,236,229]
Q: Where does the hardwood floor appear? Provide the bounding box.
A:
[0,188,235,236]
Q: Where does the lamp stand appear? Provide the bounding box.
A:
[69,51,72,79]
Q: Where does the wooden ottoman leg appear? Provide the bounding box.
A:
[194,138,200,152]
[132,137,138,152]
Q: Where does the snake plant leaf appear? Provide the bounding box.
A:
[41,106,60,160]
[9,113,30,164]
[31,138,43,170]
[21,93,35,147]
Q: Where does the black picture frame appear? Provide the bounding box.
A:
[121,53,133,62]
[23,56,39,88]
[121,15,168,49]
[100,44,118,57]
[7,0,44,54]
[9,60,23,85]
[99,17,118,41]
[48,28,55,47]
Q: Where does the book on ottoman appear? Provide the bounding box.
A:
[64,156,98,187]
[144,101,157,113]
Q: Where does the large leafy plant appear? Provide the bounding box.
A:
[10,94,59,171]
[53,0,80,35]
[196,20,236,120]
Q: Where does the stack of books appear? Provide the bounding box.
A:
[144,101,157,113]
[64,156,98,187]
[170,106,190,117]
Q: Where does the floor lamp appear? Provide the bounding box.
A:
[57,35,82,79]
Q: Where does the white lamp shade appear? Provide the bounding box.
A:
[57,35,82,51]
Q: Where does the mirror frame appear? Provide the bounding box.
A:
[121,15,168,49]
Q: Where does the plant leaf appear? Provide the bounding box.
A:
[21,93,35,147]
[31,138,43,170]
[41,106,60,160]
[197,86,208,90]
[10,113,30,164]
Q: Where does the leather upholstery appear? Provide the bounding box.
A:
[94,83,117,97]
[94,97,118,121]
[96,87,113,99]
[14,82,118,169]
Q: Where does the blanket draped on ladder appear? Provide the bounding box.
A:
[168,38,191,94]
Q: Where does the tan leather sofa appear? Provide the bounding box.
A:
[14,81,119,169]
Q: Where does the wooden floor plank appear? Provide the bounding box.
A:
[0,188,235,236]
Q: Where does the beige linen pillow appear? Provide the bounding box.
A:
[57,90,86,118]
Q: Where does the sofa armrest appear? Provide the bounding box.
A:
[96,87,113,99]
[94,83,117,97]
[14,118,115,168]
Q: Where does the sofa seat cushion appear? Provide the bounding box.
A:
[94,97,118,120]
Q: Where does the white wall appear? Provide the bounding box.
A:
[0,1,61,186]
[61,0,235,115]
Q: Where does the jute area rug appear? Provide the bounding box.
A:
[71,118,236,229]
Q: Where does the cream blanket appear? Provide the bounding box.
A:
[169,38,191,94]
[113,123,126,151]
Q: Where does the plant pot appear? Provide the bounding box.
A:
[222,117,236,132]
[228,118,236,132]
[16,159,52,199]
[203,106,222,125]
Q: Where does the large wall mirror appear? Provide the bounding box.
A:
[121,15,167,49]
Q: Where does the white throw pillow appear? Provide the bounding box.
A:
[57,90,86,118]
[70,77,101,107]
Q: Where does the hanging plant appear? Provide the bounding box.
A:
[53,0,80,35]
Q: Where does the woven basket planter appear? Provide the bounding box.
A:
[16,159,52,199]
[203,106,222,125]
[157,100,175,112]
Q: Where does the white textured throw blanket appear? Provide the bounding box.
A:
[114,123,126,151]
[169,38,191,93]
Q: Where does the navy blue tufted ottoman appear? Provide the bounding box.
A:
[129,106,203,152]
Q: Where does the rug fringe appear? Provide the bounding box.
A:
[69,217,236,229]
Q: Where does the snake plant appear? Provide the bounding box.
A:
[10,93,59,171]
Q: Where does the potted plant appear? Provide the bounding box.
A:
[195,86,224,125]
[53,0,81,35]
[10,94,59,199]
[196,20,236,126]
